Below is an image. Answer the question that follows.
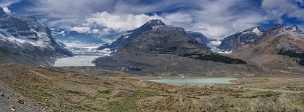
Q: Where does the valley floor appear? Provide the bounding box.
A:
[0,64,304,112]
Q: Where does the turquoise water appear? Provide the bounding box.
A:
[149,78,237,86]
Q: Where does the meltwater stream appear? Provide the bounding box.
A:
[149,78,237,85]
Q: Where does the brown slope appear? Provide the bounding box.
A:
[231,27,304,74]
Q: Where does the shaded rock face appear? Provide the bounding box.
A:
[0,8,72,65]
[187,31,209,45]
[277,39,304,66]
[95,20,253,76]
[278,49,304,65]
[218,27,263,51]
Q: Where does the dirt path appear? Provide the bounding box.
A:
[0,81,47,112]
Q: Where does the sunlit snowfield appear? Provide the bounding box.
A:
[149,78,237,85]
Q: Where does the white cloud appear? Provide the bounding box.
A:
[162,12,194,28]
[32,0,114,16]
[78,12,163,33]
[194,24,230,39]
[262,0,304,22]
[19,0,304,40]
[2,7,11,14]
[186,0,267,38]
[68,0,267,39]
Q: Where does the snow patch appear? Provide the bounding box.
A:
[2,7,11,14]
[252,27,263,36]
[70,27,91,33]
[121,32,132,39]
[0,28,51,48]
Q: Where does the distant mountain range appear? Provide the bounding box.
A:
[0,8,72,66]
[94,19,304,76]
[94,20,257,76]
[231,25,304,73]
[0,8,303,76]
[218,25,304,52]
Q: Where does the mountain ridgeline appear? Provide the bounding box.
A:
[95,20,304,76]
[0,9,303,76]
[218,27,264,51]
[99,20,245,63]
[229,25,304,73]
[95,20,257,76]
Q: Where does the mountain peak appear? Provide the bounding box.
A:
[145,19,166,26]
[264,24,303,37]
[132,19,166,33]
[242,27,263,36]
[139,19,166,30]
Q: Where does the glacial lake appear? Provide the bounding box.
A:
[149,78,237,86]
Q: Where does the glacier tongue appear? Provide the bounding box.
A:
[54,55,101,67]
[53,48,112,67]
[54,42,112,67]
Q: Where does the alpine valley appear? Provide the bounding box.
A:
[1,2,304,112]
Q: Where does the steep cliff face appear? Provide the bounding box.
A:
[0,8,72,65]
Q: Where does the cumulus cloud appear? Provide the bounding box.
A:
[262,0,304,22]
[77,0,267,39]
[11,0,304,39]
[186,0,267,38]
[84,12,163,32]
[74,11,197,34]
[162,12,194,28]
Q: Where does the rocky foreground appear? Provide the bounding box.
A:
[0,64,304,112]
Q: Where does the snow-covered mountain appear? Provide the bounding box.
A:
[99,19,210,51]
[231,25,304,73]
[95,20,248,74]
[218,25,304,53]
[218,27,264,52]
[0,8,72,65]
[51,28,118,56]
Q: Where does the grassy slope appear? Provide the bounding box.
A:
[0,64,304,112]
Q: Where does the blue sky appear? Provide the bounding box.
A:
[1,0,304,39]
